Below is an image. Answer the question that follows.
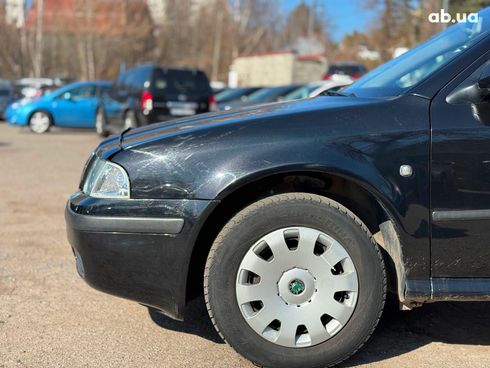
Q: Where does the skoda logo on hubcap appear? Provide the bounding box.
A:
[289,279,305,295]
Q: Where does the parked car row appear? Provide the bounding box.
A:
[217,78,353,111]
[4,64,354,135]
[4,65,217,135]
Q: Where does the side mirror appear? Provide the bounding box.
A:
[446,84,481,105]
[446,64,490,125]
[447,64,490,105]
[63,92,72,101]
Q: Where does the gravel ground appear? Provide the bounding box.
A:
[0,123,489,368]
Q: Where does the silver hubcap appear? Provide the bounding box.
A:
[30,112,50,133]
[236,227,359,348]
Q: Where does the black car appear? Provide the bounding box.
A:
[216,87,262,110]
[223,84,301,110]
[96,65,216,136]
[66,8,490,368]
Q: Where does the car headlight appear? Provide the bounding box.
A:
[82,157,130,199]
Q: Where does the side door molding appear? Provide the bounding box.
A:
[432,209,490,221]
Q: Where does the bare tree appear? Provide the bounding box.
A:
[0,0,455,82]
[33,0,43,77]
[361,0,441,62]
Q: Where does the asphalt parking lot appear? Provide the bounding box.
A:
[0,123,489,368]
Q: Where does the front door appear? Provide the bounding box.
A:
[52,84,97,127]
[431,53,490,277]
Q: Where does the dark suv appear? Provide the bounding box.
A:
[96,65,216,136]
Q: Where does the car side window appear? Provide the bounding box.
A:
[115,72,129,93]
[449,59,490,94]
[125,68,149,93]
[125,72,138,93]
[68,85,96,101]
[99,86,111,98]
[133,67,150,88]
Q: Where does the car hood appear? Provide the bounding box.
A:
[119,96,381,150]
[10,95,50,110]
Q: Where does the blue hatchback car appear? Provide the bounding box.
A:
[7,81,111,133]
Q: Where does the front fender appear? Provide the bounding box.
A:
[215,161,400,225]
[8,105,35,125]
[111,94,430,280]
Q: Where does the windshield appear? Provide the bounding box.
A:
[152,69,211,94]
[344,8,490,98]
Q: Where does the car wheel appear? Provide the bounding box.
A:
[204,193,386,368]
[29,111,52,134]
[123,110,137,130]
[95,109,109,137]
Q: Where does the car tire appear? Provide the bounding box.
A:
[29,111,52,134]
[204,193,386,368]
[95,109,109,137]
[123,110,137,130]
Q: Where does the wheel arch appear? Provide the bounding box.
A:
[186,167,408,306]
[28,109,55,126]
[123,107,141,127]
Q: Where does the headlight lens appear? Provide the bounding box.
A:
[82,157,130,199]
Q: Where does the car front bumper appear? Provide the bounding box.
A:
[65,192,217,320]
[7,109,29,125]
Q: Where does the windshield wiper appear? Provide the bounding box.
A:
[119,127,132,146]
